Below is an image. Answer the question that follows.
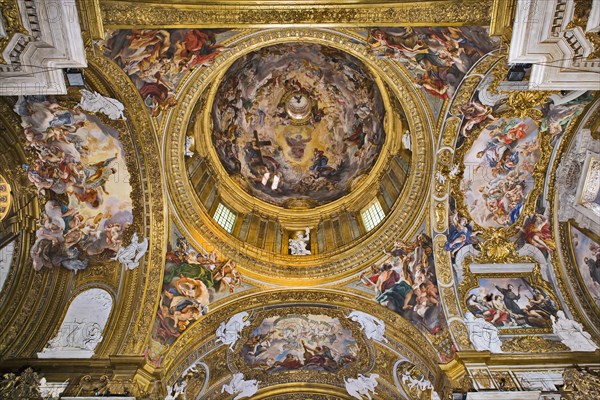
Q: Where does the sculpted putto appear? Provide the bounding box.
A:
[221,373,259,400]
[347,310,387,343]
[111,232,149,270]
[77,89,126,120]
[216,311,251,351]
[345,373,379,400]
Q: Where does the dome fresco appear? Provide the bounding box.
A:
[210,43,387,208]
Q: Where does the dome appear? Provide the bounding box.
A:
[210,43,386,208]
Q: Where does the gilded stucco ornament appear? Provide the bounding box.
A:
[100,1,491,27]
[562,367,600,400]
[0,0,28,64]
[430,54,593,350]
[500,336,569,353]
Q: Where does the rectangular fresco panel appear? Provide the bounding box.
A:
[570,225,600,308]
[466,277,557,329]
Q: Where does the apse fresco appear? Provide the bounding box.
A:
[14,96,133,271]
[147,232,246,367]
[466,278,557,329]
[242,314,358,373]
[367,27,499,101]
[359,230,443,336]
[103,29,230,116]
[461,117,540,229]
[570,226,600,307]
[210,43,386,208]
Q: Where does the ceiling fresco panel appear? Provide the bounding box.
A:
[14,96,133,272]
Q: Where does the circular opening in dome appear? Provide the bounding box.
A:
[210,42,387,208]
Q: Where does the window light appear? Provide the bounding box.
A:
[361,199,385,232]
[213,202,236,233]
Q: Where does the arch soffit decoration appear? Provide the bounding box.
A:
[164,28,435,285]
[552,99,600,338]
[0,50,166,359]
[161,289,444,396]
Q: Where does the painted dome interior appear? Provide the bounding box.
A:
[210,42,387,208]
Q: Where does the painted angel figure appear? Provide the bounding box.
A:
[444,209,480,255]
[289,227,311,255]
[111,232,149,270]
[520,207,555,255]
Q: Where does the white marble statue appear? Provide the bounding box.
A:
[111,233,149,270]
[464,312,503,353]
[39,378,69,399]
[402,372,432,392]
[165,364,205,400]
[77,89,126,120]
[221,373,259,400]
[347,310,387,343]
[184,136,195,158]
[345,373,379,400]
[402,130,412,151]
[216,311,251,351]
[551,310,598,352]
[289,227,311,255]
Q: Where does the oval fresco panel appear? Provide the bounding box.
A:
[461,117,540,229]
[241,313,358,373]
[210,43,387,208]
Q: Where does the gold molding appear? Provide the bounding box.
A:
[500,336,569,353]
[100,0,492,28]
[489,0,516,40]
[0,175,12,222]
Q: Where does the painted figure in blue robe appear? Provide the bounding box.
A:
[310,148,334,176]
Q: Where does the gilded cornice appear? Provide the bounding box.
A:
[164,28,434,284]
[100,0,491,28]
[0,0,28,64]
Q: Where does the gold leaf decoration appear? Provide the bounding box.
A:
[500,336,568,353]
